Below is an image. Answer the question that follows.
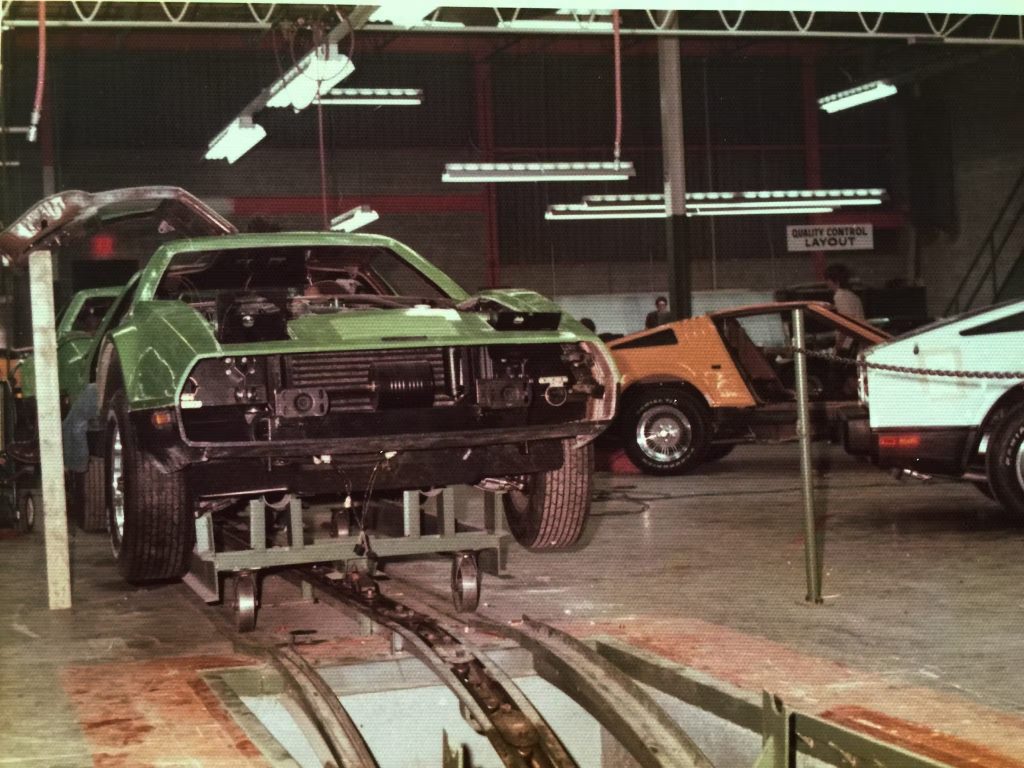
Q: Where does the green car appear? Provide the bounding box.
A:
[16,286,122,404]
[79,232,618,582]
[11,285,126,531]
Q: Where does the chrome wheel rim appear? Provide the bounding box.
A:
[637,406,692,463]
[1016,439,1024,491]
[23,495,34,530]
[110,426,125,554]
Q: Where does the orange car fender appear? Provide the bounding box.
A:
[611,317,757,410]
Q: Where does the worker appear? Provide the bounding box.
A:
[645,296,672,329]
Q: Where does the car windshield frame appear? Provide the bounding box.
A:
[154,244,457,305]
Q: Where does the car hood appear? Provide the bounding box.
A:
[0,186,236,267]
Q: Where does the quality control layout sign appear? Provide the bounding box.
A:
[786,224,873,252]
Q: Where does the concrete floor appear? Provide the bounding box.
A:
[2,443,1024,765]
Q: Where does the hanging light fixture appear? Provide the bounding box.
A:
[330,205,380,232]
[205,117,267,164]
[265,42,355,112]
[819,80,897,113]
[444,161,636,183]
[319,88,423,106]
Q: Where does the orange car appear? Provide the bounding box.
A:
[607,301,888,474]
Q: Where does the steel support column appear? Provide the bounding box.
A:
[30,250,71,610]
[658,31,691,320]
[474,60,501,289]
[801,57,826,281]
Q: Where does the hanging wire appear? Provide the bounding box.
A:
[158,1,190,24]
[316,97,328,228]
[856,12,885,34]
[26,0,45,143]
[246,2,276,24]
[612,9,622,164]
[69,1,103,22]
[924,13,952,35]
[645,9,675,30]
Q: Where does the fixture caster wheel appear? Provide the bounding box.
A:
[451,552,481,613]
[233,571,259,633]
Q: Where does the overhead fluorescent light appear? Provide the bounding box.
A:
[369,3,436,26]
[320,88,423,106]
[0,126,29,135]
[205,117,266,163]
[688,207,835,217]
[0,160,21,168]
[330,205,380,232]
[444,161,635,183]
[265,42,354,111]
[497,18,613,32]
[819,80,897,114]
[582,193,666,211]
[687,188,886,202]
[546,204,666,220]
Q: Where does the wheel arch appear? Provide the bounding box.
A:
[979,384,1024,448]
[619,378,712,417]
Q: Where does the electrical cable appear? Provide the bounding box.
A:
[612,9,622,164]
[27,0,45,143]
[316,96,328,228]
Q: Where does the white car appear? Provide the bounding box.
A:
[843,298,1024,515]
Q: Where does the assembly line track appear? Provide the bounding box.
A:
[276,564,715,768]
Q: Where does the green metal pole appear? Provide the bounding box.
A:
[793,308,822,604]
[30,250,72,610]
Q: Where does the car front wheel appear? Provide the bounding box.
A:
[621,390,709,475]
[503,439,593,550]
[987,402,1024,518]
[105,391,193,582]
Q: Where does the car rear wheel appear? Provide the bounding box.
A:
[503,439,593,550]
[67,457,107,532]
[621,390,709,475]
[105,391,193,582]
[987,402,1024,518]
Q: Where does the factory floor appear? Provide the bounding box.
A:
[2,444,1023,766]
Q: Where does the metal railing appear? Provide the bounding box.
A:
[945,164,1024,316]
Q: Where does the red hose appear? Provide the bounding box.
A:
[612,9,622,163]
[27,0,46,143]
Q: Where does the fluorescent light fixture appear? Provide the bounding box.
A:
[688,207,835,217]
[497,19,613,31]
[369,3,436,26]
[444,161,635,183]
[265,42,354,111]
[687,188,886,202]
[582,193,666,211]
[0,126,29,134]
[819,80,897,114]
[330,205,380,232]
[546,204,666,221]
[320,88,423,106]
[205,116,267,164]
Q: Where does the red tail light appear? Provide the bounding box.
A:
[878,434,921,450]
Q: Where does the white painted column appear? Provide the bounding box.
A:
[29,250,71,610]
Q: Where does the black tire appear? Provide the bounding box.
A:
[105,391,193,582]
[987,402,1024,517]
[620,389,709,475]
[704,444,735,462]
[16,490,35,533]
[67,458,107,532]
[972,480,996,500]
[503,439,593,550]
